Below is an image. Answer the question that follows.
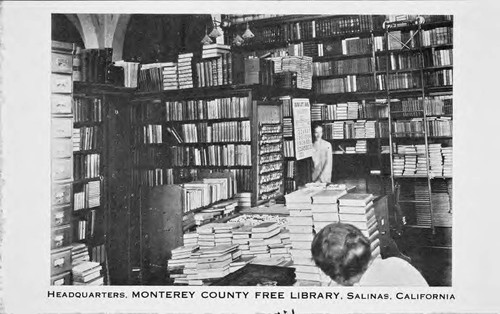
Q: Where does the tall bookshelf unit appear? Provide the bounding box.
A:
[381,16,453,237]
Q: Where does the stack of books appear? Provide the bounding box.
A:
[414,181,432,227]
[442,146,452,177]
[338,193,380,259]
[336,103,348,119]
[185,244,239,285]
[214,224,235,246]
[197,44,232,87]
[274,56,313,90]
[381,145,391,154]
[355,140,367,154]
[354,120,367,138]
[72,129,81,151]
[229,256,255,273]
[162,62,178,90]
[178,52,194,89]
[248,222,280,260]
[393,156,405,176]
[311,189,347,231]
[236,192,252,210]
[403,155,417,176]
[71,243,90,266]
[72,261,103,286]
[183,232,199,247]
[285,188,322,284]
[332,121,344,139]
[429,143,443,177]
[347,102,359,119]
[202,43,231,59]
[197,224,217,248]
[232,225,252,257]
[310,104,324,121]
[283,118,293,137]
[87,180,100,208]
[167,245,201,283]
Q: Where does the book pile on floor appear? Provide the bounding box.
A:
[178,52,194,89]
[338,193,381,259]
[162,62,178,90]
[72,261,104,286]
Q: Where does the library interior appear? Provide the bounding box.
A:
[50,14,453,287]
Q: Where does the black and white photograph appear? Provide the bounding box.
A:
[2,1,500,313]
[49,12,453,287]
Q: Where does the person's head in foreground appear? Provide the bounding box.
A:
[311,222,371,286]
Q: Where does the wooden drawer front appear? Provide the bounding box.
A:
[52,138,73,158]
[52,182,71,206]
[51,205,71,227]
[51,224,72,249]
[51,247,72,276]
[51,118,72,138]
[51,94,73,115]
[51,271,71,285]
[51,73,73,94]
[52,158,72,182]
[52,52,73,74]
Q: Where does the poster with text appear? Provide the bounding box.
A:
[292,98,313,160]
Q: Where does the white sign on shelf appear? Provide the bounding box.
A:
[292,98,313,160]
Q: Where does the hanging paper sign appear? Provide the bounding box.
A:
[292,98,313,160]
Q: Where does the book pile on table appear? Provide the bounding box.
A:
[184,244,239,286]
[162,62,178,90]
[232,225,253,257]
[285,187,323,285]
[338,193,380,259]
[247,222,281,260]
[72,261,103,286]
[311,189,347,231]
[168,244,201,284]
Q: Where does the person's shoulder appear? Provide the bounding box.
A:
[322,139,332,149]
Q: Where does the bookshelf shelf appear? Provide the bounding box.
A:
[313,52,374,62]
[164,117,251,124]
[74,81,136,95]
[73,149,101,155]
[314,72,374,80]
[172,165,252,169]
[374,43,453,55]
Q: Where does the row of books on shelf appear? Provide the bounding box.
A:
[74,154,100,180]
[375,48,453,71]
[137,125,163,144]
[283,117,293,137]
[170,145,252,167]
[72,127,101,151]
[196,53,233,88]
[313,57,372,77]
[311,101,388,121]
[284,140,295,158]
[164,96,251,122]
[74,180,100,211]
[315,70,453,94]
[73,97,103,123]
[333,140,368,154]
[392,144,452,177]
[73,48,113,84]
[75,209,100,241]
[132,168,175,188]
[285,160,296,178]
[318,36,372,57]
[178,121,251,143]
[392,117,452,137]
[322,120,387,139]
[391,96,452,117]
[180,177,237,214]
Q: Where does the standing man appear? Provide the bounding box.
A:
[311,124,332,183]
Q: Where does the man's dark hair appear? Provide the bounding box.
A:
[311,223,372,285]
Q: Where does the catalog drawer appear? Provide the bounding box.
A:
[51,52,73,74]
[52,158,73,181]
[51,94,73,115]
[52,138,73,158]
[51,118,73,138]
[52,182,72,206]
[51,271,71,285]
[51,205,71,227]
[51,73,73,94]
[51,224,72,250]
[51,246,72,276]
